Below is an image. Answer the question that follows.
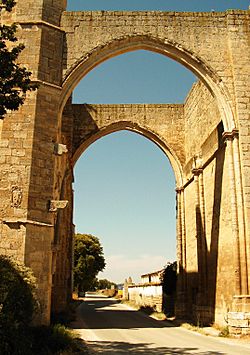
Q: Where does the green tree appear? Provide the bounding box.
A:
[161,261,177,316]
[73,234,106,294]
[161,261,177,295]
[0,0,37,119]
[97,279,117,290]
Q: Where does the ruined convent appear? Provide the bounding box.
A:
[0,0,249,334]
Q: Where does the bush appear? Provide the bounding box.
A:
[0,255,38,354]
[0,256,83,355]
[31,324,80,354]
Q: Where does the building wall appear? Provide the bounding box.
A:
[128,284,163,313]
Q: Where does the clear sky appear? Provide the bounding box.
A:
[68,0,249,283]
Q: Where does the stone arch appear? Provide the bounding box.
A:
[60,35,235,131]
[1,2,249,333]
[72,120,183,187]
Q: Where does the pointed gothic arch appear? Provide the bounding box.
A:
[60,35,236,132]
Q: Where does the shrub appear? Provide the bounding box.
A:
[31,324,80,354]
[0,255,38,354]
[0,256,84,354]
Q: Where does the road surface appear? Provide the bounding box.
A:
[71,295,250,354]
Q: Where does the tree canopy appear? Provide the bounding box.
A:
[0,0,15,11]
[0,0,37,119]
[161,261,177,295]
[97,279,117,290]
[73,233,106,293]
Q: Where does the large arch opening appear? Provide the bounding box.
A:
[54,35,234,327]
[60,35,235,131]
[53,49,195,318]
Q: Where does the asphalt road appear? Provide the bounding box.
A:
[71,296,250,354]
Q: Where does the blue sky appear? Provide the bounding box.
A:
[69,0,249,283]
[67,0,249,12]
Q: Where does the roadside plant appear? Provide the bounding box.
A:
[0,255,38,354]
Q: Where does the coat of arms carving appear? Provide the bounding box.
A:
[11,186,23,208]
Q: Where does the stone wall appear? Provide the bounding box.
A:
[184,81,222,166]
[180,80,235,325]
[61,10,234,88]
[0,0,66,324]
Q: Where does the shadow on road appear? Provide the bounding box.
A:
[75,299,175,330]
[86,340,225,354]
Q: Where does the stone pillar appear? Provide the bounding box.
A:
[175,187,187,318]
[51,168,74,314]
[176,188,183,277]
[192,156,211,325]
[223,130,250,335]
[223,131,241,295]
[193,168,205,295]
[181,190,187,286]
[123,279,129,301]
[232,134,249,295]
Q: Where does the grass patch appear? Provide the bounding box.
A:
[150,311,167,321]
[210,323,229,337]
[218,326,229,337]
[0,323,89,355]
[122,301,167,320]
[122,300,140,310]
[181,322,207,335]
[31,323,87,355]
[51,299,82,326]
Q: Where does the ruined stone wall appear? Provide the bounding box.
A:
[61,11,250,320]
[227,11,250,200]
[184,81,222,166]
[203,147,234,324]
[61,10,233,88]
[60,10,249,134]
[69,104,185,168]
[0,1,249,329]
[182,80,235,324]
[227,12,250,301]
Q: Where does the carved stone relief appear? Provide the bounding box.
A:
[11,186,22,208]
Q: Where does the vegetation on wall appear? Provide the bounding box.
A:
[0,0,37,119]
[73,233,106,294]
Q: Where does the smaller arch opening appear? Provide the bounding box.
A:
[73,130,177,284]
